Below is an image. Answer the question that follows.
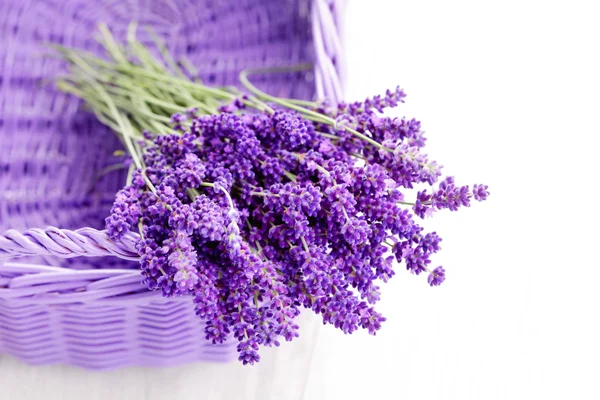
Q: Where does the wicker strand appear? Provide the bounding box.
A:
[0,227,139,260]
[313,0,344,102]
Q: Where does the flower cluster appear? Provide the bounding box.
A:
[106,88,489,364]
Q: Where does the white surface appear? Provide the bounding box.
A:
[2,1,599,399]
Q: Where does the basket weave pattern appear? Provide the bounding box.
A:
[0,0,342,369]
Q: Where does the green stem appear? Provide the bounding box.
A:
[239,67,332,124]
[98,23,129,65]
[145,25,187,78]
[316,131,342,140]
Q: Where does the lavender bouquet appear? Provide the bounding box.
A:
[55,23,489,365]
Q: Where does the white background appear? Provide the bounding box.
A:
[2,1,600,399]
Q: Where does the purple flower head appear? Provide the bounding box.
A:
[473,184,490,201]
[428,267,446,286]
[432,180,471,212]
[237,340,261,365]
[174,153,206,190]
[106,186,141,240]
[275,112,312,149]
[225,208,242,256]
[414,190,433,219]
[193,195,226,241]
[218,96,247,113]
[336,86,406,115]
[172,257,199,292]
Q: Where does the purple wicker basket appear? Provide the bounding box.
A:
[0,0,343,369]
